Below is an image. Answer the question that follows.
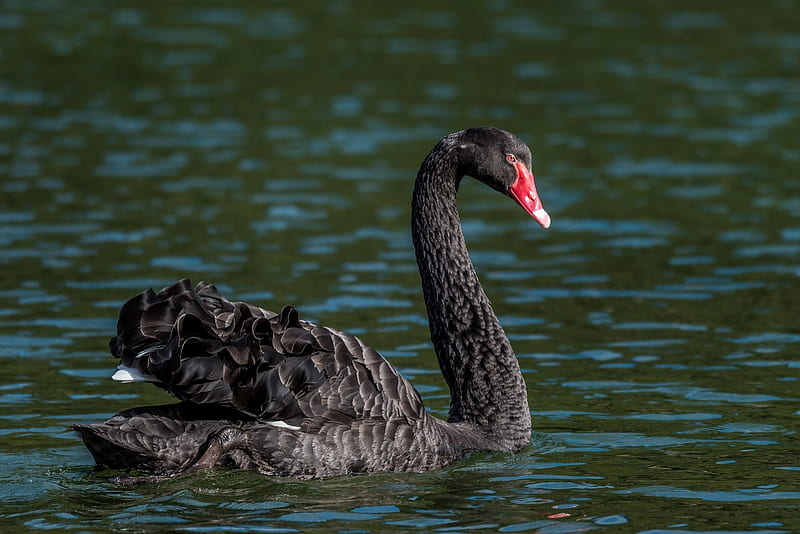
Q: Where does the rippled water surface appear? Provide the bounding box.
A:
[1,1,799,532]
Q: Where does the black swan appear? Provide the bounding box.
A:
[73,127,551,479]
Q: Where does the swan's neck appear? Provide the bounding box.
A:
[411,148,531,451]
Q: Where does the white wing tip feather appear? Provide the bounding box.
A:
[266,420,301,431]
[112,365,156,383]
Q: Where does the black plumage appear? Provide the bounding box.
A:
[73,127,550,479]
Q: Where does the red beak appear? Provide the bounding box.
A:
[509,161,551,229]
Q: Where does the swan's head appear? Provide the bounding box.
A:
[454,127,551,229]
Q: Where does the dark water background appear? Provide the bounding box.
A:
[1,1,799,532]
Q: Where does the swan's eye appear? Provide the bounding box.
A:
[506,154,517,163]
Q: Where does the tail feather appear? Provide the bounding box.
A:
[73,424,161,471]
[72,403,250,473]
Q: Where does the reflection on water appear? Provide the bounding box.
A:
[1,0,799,532]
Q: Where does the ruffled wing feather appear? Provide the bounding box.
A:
[110,280,425,428]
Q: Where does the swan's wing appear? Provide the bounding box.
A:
[110,280,426,428]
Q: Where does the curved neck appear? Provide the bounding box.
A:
[411,145,531,451]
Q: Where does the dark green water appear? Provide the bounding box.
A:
[1,1,799,532]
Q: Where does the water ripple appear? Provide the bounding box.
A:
[620,485,800,502]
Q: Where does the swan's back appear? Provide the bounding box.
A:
[111,279,426,423]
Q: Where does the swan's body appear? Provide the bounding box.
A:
[73,127,550,479]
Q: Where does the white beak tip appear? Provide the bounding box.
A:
[533,208,551,229]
